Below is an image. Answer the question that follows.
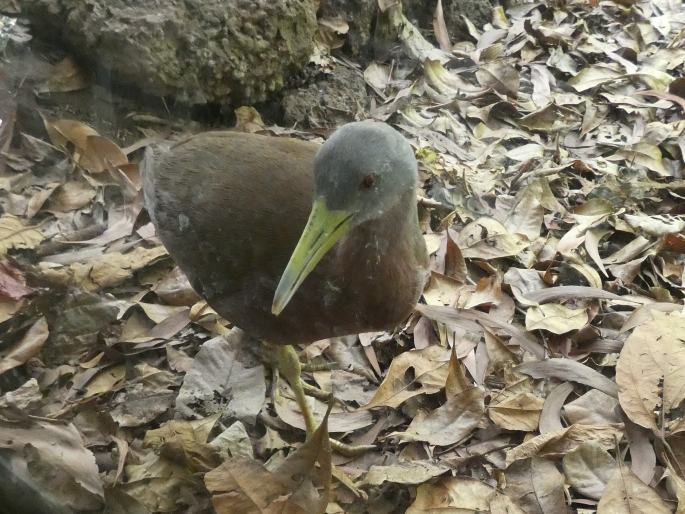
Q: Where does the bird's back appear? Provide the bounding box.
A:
[144,131,321,343]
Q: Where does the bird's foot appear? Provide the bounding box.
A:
[265,343,375,457]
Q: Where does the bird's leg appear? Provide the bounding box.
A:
[265,343,374,457]
[272,344,317,433]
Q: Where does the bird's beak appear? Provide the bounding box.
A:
[272,198,353,315]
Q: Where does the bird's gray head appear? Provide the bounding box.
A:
[271,121,417,316]
[313,120,417,224]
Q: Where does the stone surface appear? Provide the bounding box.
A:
[21,0,318,104]
[282,63,368,128]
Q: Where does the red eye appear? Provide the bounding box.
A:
[359,174,376,190]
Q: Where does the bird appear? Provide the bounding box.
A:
[142,120,428,452]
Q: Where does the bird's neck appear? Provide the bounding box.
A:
[338,189,421,262]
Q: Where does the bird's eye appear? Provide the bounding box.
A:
[359,174,376,190]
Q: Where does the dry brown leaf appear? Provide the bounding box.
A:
[489,391,544,431]
[48,180,97,211]
[363,461,449,486]
[423,271,462,306]
[80,135,129,173]
[83,364,127,398]
[122,450,204,512]
[540,382,574,434]
[568,65,623,91]
[525,303,589,334]
[40,56,91,93]
[506,424,624,465]
[504,458,568,514]
[432,0,451,52]
[407,476,524,513]
[417,304,547,359]
[176,333,266,425]
[516,358,618,398]
[44,118,99,150]
[597,466,671,513]
[0,260,33,300]
[0,419,104,510]
[274,374,374,433]
[38,246,168,291]
[205,406,332,514]
[476,62,520,97]
[364,345,450,409]
[616,311,685,433]
[389,349,484,445]
[0,214,44,255]
[456,217,531,260]
[144,415,221,472]
[562,441,617,500]
[0,316,49,375]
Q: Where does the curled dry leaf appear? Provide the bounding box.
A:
[364,344,450,409]
[38,246,168,292]
[389,349,485,445]
[144,415,221,472]
[43,118,128,174]
[505,424,624,466]
[122,450,205,512]
[456,217,531,260]
[539,382,574,434]
[616,311,685,433]
[516,358,618,398]
[417,304,547,359]
[40,56,91,93]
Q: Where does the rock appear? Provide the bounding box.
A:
[20,0,317,105]
[282,63,368,129]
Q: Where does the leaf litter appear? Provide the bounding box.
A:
[1,0,685,512]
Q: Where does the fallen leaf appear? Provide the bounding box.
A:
[0,419,104,510]
[363,460,449,486]
[205,406,332,514]
[506,424,624,465]
[504,458,568,514]
[525,303,589,334]
[0,316,49,375]
[0,260,33,300]
[489,392,544,431]
[616,311,685,433]
[364,345,450,409]
[516,358,618,398]
[0,214,44,255]
[562,441,617,499]
[176,332,266,424]
[389,349,484,445]
[597,466,671,513]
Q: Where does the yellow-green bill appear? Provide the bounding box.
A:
[272,198,353,315]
